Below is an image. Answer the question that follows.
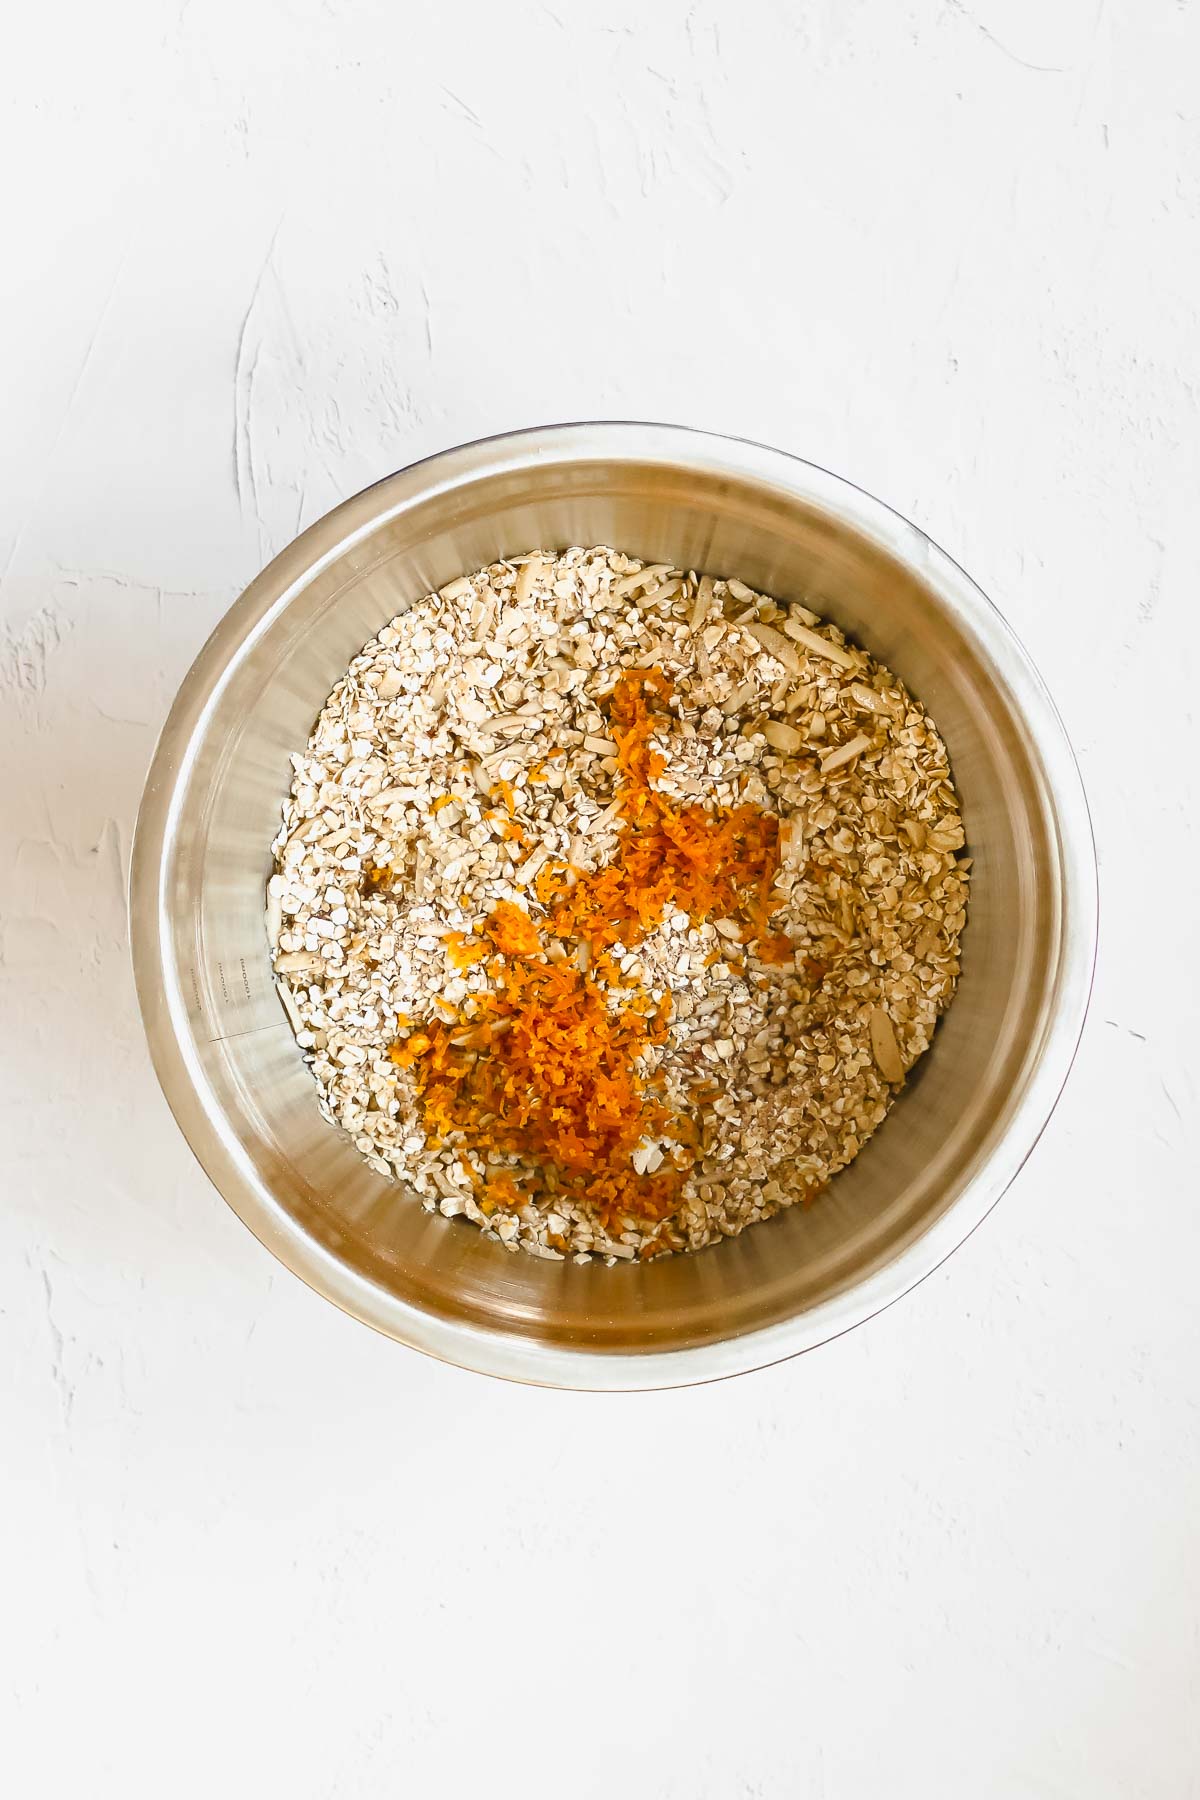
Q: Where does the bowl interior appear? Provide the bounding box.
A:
[144,438,1070,1368]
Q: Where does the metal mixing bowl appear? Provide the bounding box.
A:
[130,424,1096,1388]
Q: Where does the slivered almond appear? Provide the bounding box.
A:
[275,950,325,975]
[275,979,304,1033]
[514,843,550,888]
[580,798,624,836]
[763,719,804,754]
[722,679,757,715]
[369,785,421,809]
[744,621,802,674]
[612,562,672,597]
[638,577,682,610]
[514,558,545,604]
[690,573,716,630]
[869,1007,905,1083]
[786,622,856,669]
[820,733,871,773]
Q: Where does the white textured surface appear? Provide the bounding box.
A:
[3,2,1198,1794]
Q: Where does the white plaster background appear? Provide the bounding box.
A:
[3,2,1198,1794]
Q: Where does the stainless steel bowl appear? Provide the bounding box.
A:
[130,424,1096,1388]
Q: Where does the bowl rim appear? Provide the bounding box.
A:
[130,422,1099,1390]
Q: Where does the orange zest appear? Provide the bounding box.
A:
[543,671,783,958]
[445,931,489,970]
[389,669,793,1237]
[483,900,542,958]
[391,948,681,1230]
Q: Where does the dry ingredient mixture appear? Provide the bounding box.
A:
[269,548,970,1264]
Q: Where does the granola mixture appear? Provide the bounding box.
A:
[268,548,970,1264]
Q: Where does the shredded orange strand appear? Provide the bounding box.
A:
[391,951,682,1230]
[547,670,783,959]
[445,931,489,971]
[388,669,793,1236]
[483,900,542,958]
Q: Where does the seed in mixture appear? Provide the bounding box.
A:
[269,547,970,1264]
